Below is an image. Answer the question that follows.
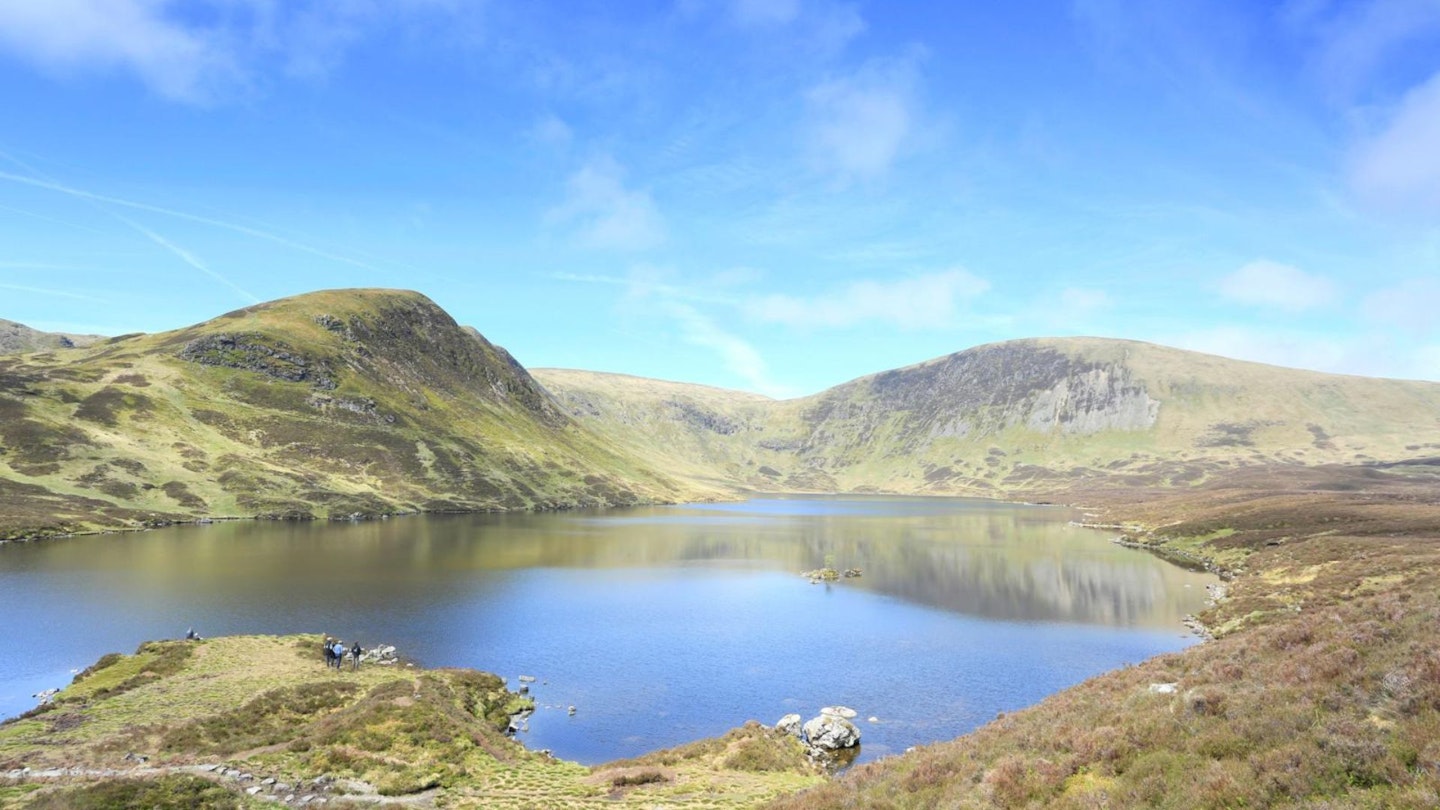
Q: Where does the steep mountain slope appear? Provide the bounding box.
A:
[0,319,103,354]
[535,338,1440,496]
[0,290,702,538]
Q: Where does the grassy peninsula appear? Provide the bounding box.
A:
[0,635,822,809]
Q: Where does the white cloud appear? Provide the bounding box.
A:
[548,157,665,251]
[805,52,924,183]
[1217,260,1338,312]
[1350,69,1440,214]
[1361,277,1440,336]
[750,268,989,329]
[0,0,469,103]
[0,0,235,102]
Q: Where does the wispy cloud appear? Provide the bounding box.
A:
[804,50,925,183]
[750,268,988,329]
[662,300,791,396]
[0,0,238,102]
[1285,0,1440,101]
[1350,69,1440,214]
[1217,259,1337,312]
[552,271,736,304]
[0,0,474,103]
[547,156,665,251]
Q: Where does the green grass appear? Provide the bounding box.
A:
[0,634,825,809]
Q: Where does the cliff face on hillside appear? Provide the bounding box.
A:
[802,342,1160,454]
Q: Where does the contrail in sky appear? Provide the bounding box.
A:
[0,168,379,272]
[0,283,110,303]
[115,212,261,303]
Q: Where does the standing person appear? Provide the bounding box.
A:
[350,641,362,672]
[323,636,335,668]
[332,639,346,670]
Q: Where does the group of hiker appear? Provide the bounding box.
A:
[323,636,364,671]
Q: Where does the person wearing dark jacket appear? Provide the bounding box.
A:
[350,642,363,671]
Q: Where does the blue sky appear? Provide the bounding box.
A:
[0,0,1437,396]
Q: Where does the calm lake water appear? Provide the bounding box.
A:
[0,495,1214,764]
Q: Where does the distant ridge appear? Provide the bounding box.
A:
[5,289,1440,539]
[0,318,104,354]
[534,336,1440,496]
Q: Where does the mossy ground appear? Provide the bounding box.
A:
[0,635,822,809]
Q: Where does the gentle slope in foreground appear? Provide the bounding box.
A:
[0,634,822,809]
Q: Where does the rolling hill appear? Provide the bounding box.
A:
[0,289,705,539]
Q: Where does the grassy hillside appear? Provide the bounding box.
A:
[536,338,1440,497]
[0,290,711,539]
[0,635,823,809]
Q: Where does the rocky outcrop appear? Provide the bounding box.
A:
[777,707,861,756]
[178,333,338,390]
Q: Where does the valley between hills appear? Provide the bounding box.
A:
[3,288,1440,808]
